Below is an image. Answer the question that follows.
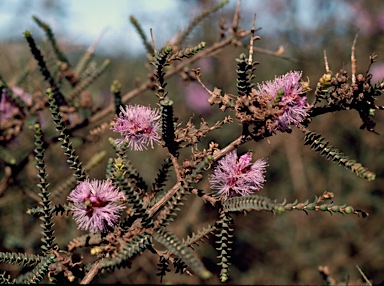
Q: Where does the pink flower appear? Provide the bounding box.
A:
[0,88,17,122]
[255,71,311,132]
[369,63,384,83]
[11,86,32,106]
[68,179,125,233]
[183,81,212,114]
[111,104,161,151]
[209,151,267,200]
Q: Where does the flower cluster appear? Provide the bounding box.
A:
[255,71,311,132]
[111,104,161,151]
[68,179,125,233]
[209,150,267,200]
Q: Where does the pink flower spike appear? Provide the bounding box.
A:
[111,104,161,151]
[255,71,312,133]
[209,150,268,200]
[68,179,125,233]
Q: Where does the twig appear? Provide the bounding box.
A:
[90,27,109,55]
[171,153,182,182]
[22,187,41,203]
[0,166,12,196]
[90,34,250,125]
[213,135,245,161]
[324,50,330,73]
[232,0,241,32]
[351,33,358,84]
[148,181,182,217]
[191,188,216,206]
[148,135,246,218]
[170,0,230,47]
[80,260,102,284]
[254,46,298,63]
[248,14,258,65]
[74,27,109,76]
[150,28,157,54]
[365,53,378,77]
[355,263,372,286]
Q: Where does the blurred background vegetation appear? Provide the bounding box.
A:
[1,0,384,284]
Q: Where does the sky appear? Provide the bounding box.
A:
[66,0,183,55]
[0,0,185,55]
[0,0,356,56]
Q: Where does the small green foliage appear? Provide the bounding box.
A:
[0,252,43,267]
[151,156,173,195]
[0,271,13,284]
[27,203,69,217]
[33,15,70,66]
[15,67,30,86]
[47,88,87,181]
[315,72,332,97]
[154,228,212,280]
[23,30,67,106]
[67,59,110,103]
[100,232,153,270]
[0,145,16,164]
[222,194,275,213]
[112,144,148,191]
[274,192,369,217]
[160,98,179,156]
[153,46,173,91]
[111,80,122,115]
[187,154,213,181]
[34,123,58,254]
[215,209,234,283]
[15,254,56,284]
[182,224,217,249]
[110,156,152,227]
[156,183,187,227]
[175,42,206,59]
[236,53,255,96]
[173,257,188,274]
[68,233,102,252]
[174,0,229,46]
[156,256,171,283]
[129,15,153,54]
[304,130,376,180]
[1,7,382,285]
[0,77,27,109]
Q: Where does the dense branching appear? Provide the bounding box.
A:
[0,1,380,285]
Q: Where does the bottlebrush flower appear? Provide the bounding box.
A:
[68,179,125,233]
[209,150,267,200]
[111,104,161,151]
[255,71,311,132]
